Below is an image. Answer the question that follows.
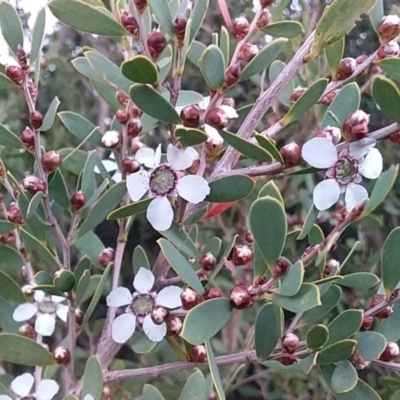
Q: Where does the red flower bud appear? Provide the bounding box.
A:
[280,142,301,167]
[190,344,207,363]
[319,89,338,106]
[102,130,121,148]
[233,17,250,40]
[180,105,200,128]
[75,308,84,327]
[181,287,200,310]
[230,285,254,309]
[257,9,272,29]
[371,294,393,319]
[379,342,400,362]
[224,63,241,88]
[282,333,300,354]
[122,158,140,174]
[115,109,130,124]
[7,202,24,225]
[6,65,24,86]
[131,139,146,154]
[342,110,370,142]
[355,55,369,77]
[315,126,341,144]
[274,257,289,278]
[204,287,223,300]
[27,80,38,104]
[260,0,274,6]
[21,127,35,151]
[116,91,129,106]
[174,14,187,44]
[133,0,148,13]
[371,65,383,75]
[19,324,36,340]
[127,118,142,138]
[390,131,400,144]
[290,86,306,104]
[23,176,46,195]
[207,392,217,400]
[70,191,86,211]
[360,315,373,331]
[53,346,71,365]
[17,45,28,71]
[42,151,61,173]
[148,30,167,60]
[231,245,253,266]
[278,355,297,365]
[378,15,400,43]
[166,316,182,335]
[98,247,115,267]
[121,11,139,36]
[130,102,143,118]
[199,252,217,271]
[255,276,267,286]
[335,57,356,81]
[377,40,400,60]
[238,43,259,62]
[205,107,228,130]
[245,231,254,244]
[151,306,169,325]
[30,111,43,130]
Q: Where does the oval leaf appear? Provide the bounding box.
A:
[82,356,103,400]
[331,360,358,393]
[382,227,400,296]
[199,45,225,89]
[307,324,329,351]
[179,369,206,400]
[0,123,22,149]
[325,309,363,346]
[317,339,357,365]
[160,221,199,258]
[41,96,60,131]
[121,55,158,84]
[0,0,24,53]
[262,21,304,38]
[372,76,400,124]
[355,331,387,361]
[0,270,27,304]
[206,175,254,203]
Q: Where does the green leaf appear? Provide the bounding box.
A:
[322,82,360,128]
[19,227,61,271]
[187,41,205,66]
[48,0,126,36]
[158,238,204,294]
[325,310,363,346]
[91,80,121,111]
[76,270,91,305]
[205,341,225,400]
[258,181,283,203]
[209,234,237,281]
[249,196,287,269]
[0,123,22,148]
[271,283,320,313]
[337,272,379,289]
[272,261,304,297]
[262,21,304,38]
[130,84,181,124]
[75,232,104,268]
[107,197,152,220]
[369,0,384,32]
[82,356,103,400]
[0,270,27,304]
[254,134,284,163]
[143,384,166,400]
[131,331,157,354]
[180,298,231,344]
[0,333,55,366]
[307,324,329,351]
[269,60,294,106]
[0,220,15,235]
[219,26,230,64]
[0,296,21,333]
[376,58,400,83]
[0,0,24,54]
[333,380,381,400]
[281,78,328,125]
[372,76,400,123]
[300,353,318,375]
[74,256,91,283]
[255,303,283,359]
[0,245,24,279]
[83,264,111,324]
[179,369,206,400]
[206,175,254,203]
[379,302,400,342]
[381,227,400,296]
[218,130,273,162]
[77,182,126,237]
[121,55,158,84]
[27,192,44,219]
[35,271,53,286]
[30,7,46,66]
[331,360,358,393]
[304,0,376,62]
[189,0,209,43]
[160,221,199,258]
[325,37,344,77]
[54,270,76,292]
[317,339,357,365]
[58,111,103,146]
[148,0,174,37]
[0,72,17,90]
[80,152,97,199]
[297,204,319,240]
[240,38,288,82]
[132,245,150,273]
[59,148,89,175]
[41,97,60,131]
[48,170,71,210]
[199,45,225,90]
[355,331,387,361]
[175,127,208,147]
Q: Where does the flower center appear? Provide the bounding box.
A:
[334,156,359,185]
[131,295,154,317]
[149,164,177,196]
[38,300,57,314]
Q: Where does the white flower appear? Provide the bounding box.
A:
[302,137,383,212]
[13,291,68,336]
[126,144,210,231]
[101,130,120,148]
[106,267,182,343]
[94,153,121,183]
[0,373,59,400]
[83,396,94,400]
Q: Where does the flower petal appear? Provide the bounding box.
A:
[198,96,210,110]
[345,183,368,212]
[11,373,34,397]
[83,396,95,400]
[133,267,155,293]
[154,144,162,165]
[349,138,376,159]
[176,175,210,203]
[13,303,38,322]
[0,396,12,400]
[126,171,149,201]
[112,171,122,183]
[302,138,337,168]
[35,379,59,400]
[100,160,118,173]
[107,287,133,307]
[34,290,45,302]
[35,313,56,337]
[359,148,383,179]
[204,125,223,144]
[220,105,238,119]
[142,314,167,342]
[111,313,136,343]
[155,286,182,309]
[56,305,68,322]
[51,295,66,304]
[167,144,193,170]
[313,179,341,211]
[146,197,174,231]
[185,147,199,161]
[136,147,156,168]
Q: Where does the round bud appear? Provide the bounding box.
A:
[335,57,356,81]
[238,43,259,62]
[233,17,249,40]
[30,111,43,130]
[101,130,120,148]
[371,294,393,319]
[151,306,169,325]
[260,0,274,6]
[75,308,84,327]
[315,126,342,145]
[390,289,400,301]
[130,102,143,118]
[377,40,400,60]
[122,158,141,174]
[255,276,267,286]
[127,118,143,138]
[231,245,253,266]
[204,287,223,300]
[274,258,289,278]
[166,316,182,336]
[174,14,187,43]
[224,63,241,88]
[371,65,383,75]
[42,151,61,173]
[70,191,86,211]
[208,392,217,400]
[21,127,35,151]
[190,345,207,363]
[23,176,46,195]
[378,15,400,42]
[7,202,24,225]
[282,333,300,354]
[205,107,229,130]
[257,9,272,29]
[342,110,370,142]
[121,11,139,37]
[390,131,400,144]
[279,355,297,365]
[148,30,167,59]
[115,109,130,124]
[133,0,148,12]
[280,142,301,167]
[361,315,373,331]
[230,285,254,310]
[19,324,36,340]
[17,45,28,71]
[245,231,254,244]
[181,287,201,310]
[116,91,129,106]
[319,90,338,106]
[180,105,200,128]
[98,247,115,267]
[6,65,24,86]
[22,285,34,296]
[53,346,71,365]
[379,342,400,362]
[290,86,306,104]
[199,252,216,271]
